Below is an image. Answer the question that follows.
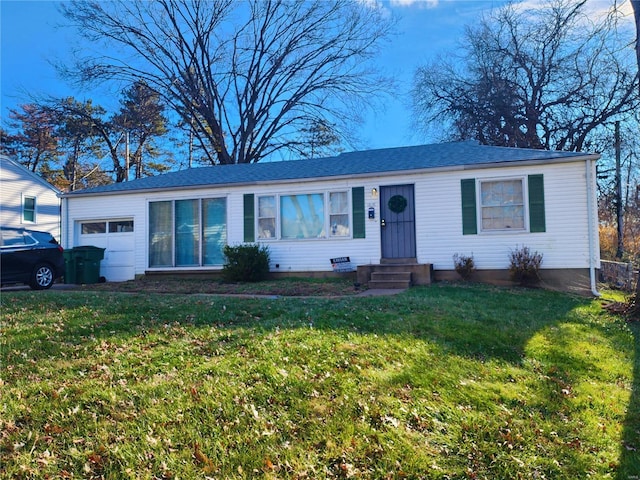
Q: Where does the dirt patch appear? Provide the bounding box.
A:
[78,277,365,296]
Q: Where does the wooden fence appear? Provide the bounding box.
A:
[600,260,638,291]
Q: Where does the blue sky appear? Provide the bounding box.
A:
[0,0,631,152]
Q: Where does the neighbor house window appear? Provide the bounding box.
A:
[148,198,227,268]
[23,196,36,223]
[480,179,525,231]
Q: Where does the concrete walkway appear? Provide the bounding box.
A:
[356,288,406,296]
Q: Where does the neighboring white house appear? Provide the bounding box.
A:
[61,141,601,294]
[1,155,61,240]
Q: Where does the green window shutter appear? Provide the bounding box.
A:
[460,179,477,235]
[352,187,365,239]
[243,194,255,242]
[528,174,546,233]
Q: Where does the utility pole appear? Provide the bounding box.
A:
[615,121,624,259]
[125,131,130,181]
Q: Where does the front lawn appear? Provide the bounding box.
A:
[1,284,638,479]
[77,276,363,296]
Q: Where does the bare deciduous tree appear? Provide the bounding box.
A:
[411,0,639,152]
[632,0,640,81]
[59,0,393,165]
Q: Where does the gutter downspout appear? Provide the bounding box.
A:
[62,196,69,249]
[586,158,601,297]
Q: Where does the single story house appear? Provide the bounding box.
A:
[1,155,61,240]
[61,141,601,294]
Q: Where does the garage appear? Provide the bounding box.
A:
[76,218,135,282]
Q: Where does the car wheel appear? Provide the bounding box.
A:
[30,264,55,290]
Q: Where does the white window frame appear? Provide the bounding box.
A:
[478,177,528,233]
[257,195,277,239]
[256,190,352,241]
[328,191,350,237]
[22,195,36,223]
[148,197,227,268]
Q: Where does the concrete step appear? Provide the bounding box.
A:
[380,257,417,265]
[368,279,411,289]
[370,271,412,282]
[369,264,416,273]
[368,270,411,289]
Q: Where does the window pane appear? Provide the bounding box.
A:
[202,198,227,265]
[281,194,324,239]
[109,220,134,233]
[258,196,276,239]
[258,218,276,238]
[81,222,107,234]
[23,210,35,222]
[258,196,276,217]
[175,199,199,266]
[329,214,349,236]
[23,197,36,222]
[149,201,173,267]
[480,180,524,231]
[1,230,25,247]
[329,192,348,214]
[329,192,349,236]
[24,197,36,209]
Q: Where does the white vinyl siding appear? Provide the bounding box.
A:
[417,162,592,270]
[1,157,60,239]
[62,158,596,279]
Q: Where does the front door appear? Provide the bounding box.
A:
[380,184,416,260]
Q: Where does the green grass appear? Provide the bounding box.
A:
[1,283,639,479]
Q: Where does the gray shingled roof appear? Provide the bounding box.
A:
[63,141,595,197]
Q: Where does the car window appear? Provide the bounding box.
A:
[23,233,38,245]
[1,230,26,247]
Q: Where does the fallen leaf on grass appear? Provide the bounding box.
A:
[193,442,215,474]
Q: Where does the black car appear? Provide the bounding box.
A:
[0,226,65,289]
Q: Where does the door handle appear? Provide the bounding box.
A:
[381,219,386,227]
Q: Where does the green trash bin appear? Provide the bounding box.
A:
[72,246,105,284]
[63,250,77,284]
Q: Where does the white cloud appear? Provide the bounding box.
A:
[389,0,439,7]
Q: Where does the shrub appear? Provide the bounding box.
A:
[453,253,475,280]
[222,244,270,282]
[509,245,543,286]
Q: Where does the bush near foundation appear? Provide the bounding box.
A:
[509,246,543,287]
[453,253,476,281]
[222,244,270,282]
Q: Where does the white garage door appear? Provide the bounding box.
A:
[77,219,135,282]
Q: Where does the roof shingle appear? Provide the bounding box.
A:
[63,141,595,196]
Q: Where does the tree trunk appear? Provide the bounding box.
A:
[632,0,640,94]
[615,122,624,258]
